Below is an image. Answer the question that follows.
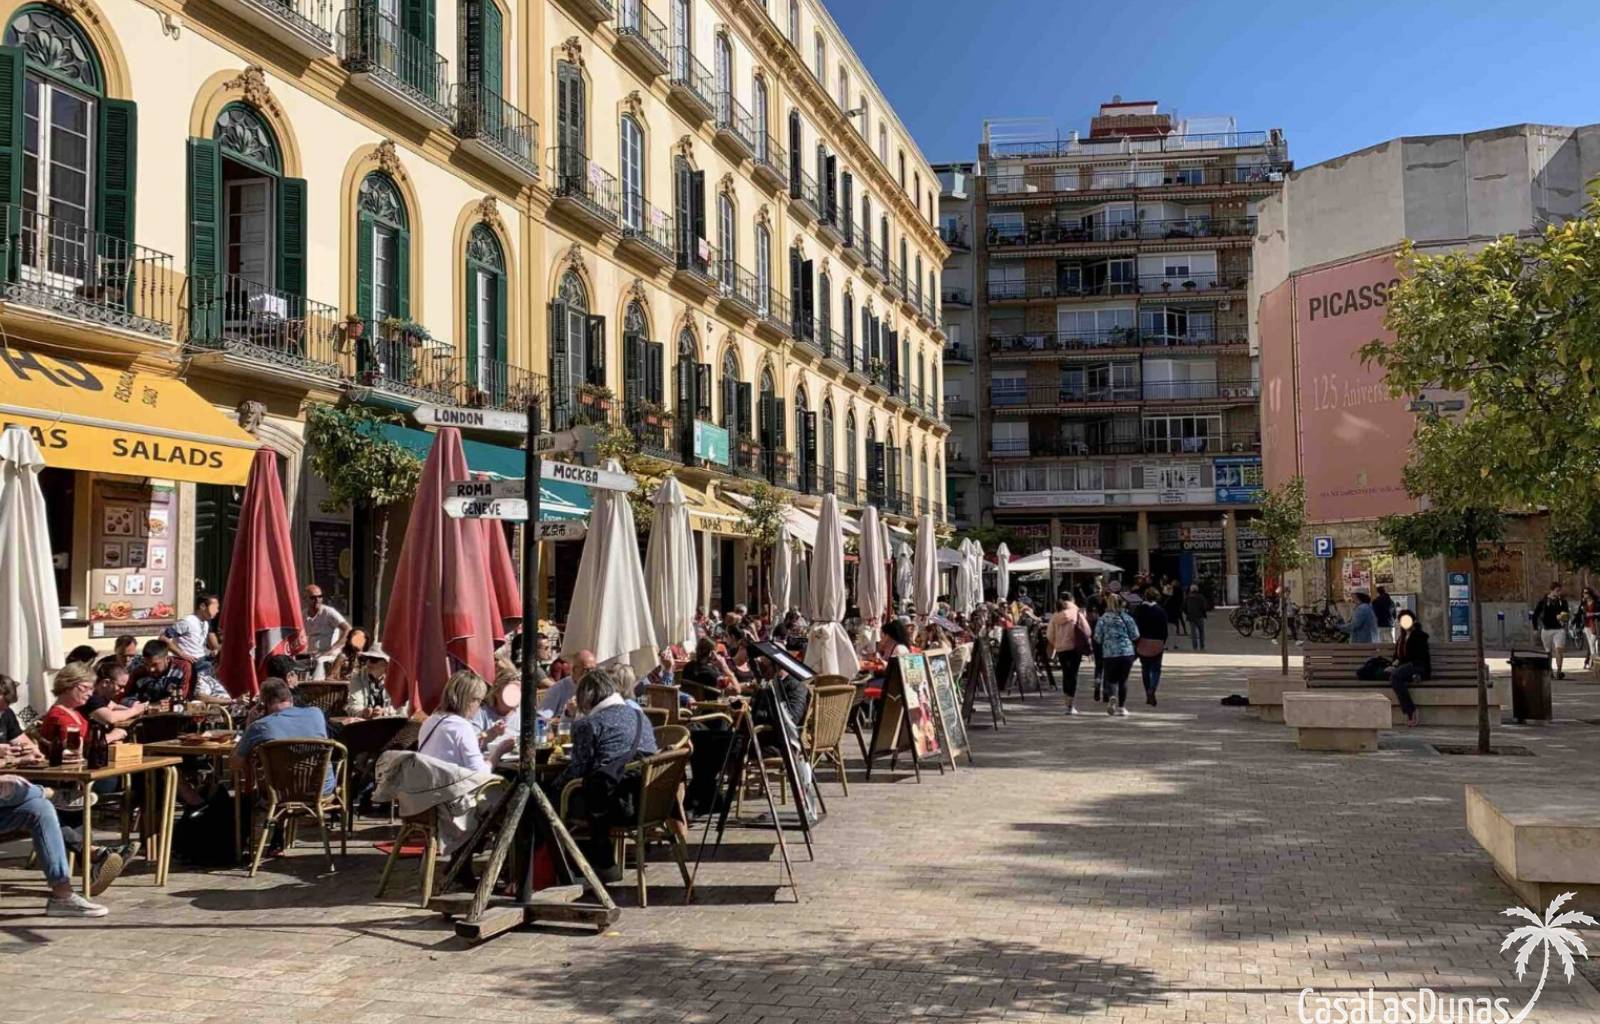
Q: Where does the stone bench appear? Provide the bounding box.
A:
[1246,673,1304,723]
[1465,785,1600,907]
[1301,642,1509,726]
[1282,691,1391,752]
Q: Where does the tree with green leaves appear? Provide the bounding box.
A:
[737,481,791,618]
[588,419,664,534]
[304,403,422,640]
[1256,476,1308,676]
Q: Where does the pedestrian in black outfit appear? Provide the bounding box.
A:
[1131,589,1170,706]
[1387,609,1431,727]
[1183,584,1209,651]
[1371,587,1395,643]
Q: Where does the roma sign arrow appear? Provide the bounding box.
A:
[540,460,636,492]
[449,479,526,500]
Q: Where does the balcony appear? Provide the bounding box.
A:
[986,216,1259,254]
[789,166,821,222]
[986,163,1287,204]
[864,361,889,395]
[623,400,682,464]
[0,205,175,339]
[838,226,862,266]
[990,432,1262,460]
[614,0,669,77]
[673,237,717,297]
[618,192,675,269]
[338,4,453,129]
[220,0,335,59]
[989,329,1140,355]
[752,135,788,192]
[990,378,1260,412]
[834,471,863,505]
[945,398,973,418]
[713,92,756,160]
[186,274,344,384]
[818,326,846,366]
[791,306,819,355]
[755,288,789,341]
[453,83,538,183]
[667,46,715,122]
[352,318,544,413]
[714,258,761,320]
[943,341,973,363]
[939,224,970,252]
[860,240,883,284]
[558,0,613,23]
[941,286,971,307]
[990,129,1273,161]
[547,147,620,232]
[947,449,977,474]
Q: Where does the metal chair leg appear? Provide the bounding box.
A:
[634,830,648,909]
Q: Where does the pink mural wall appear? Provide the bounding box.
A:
[1257,279,1297,491]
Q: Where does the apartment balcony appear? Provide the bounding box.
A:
[860,240,883,283]
[713,92,756,161]
[990,432,1262,460]
[838,227,862,267]
[943,340,973,363]
[863,361,889,395]
[991,129,1273,161]
[713,258,761,320]
[947,449,977,474]
[987,327,1248,359]
[622,400,683,465]
[352,318,545,413]
[789,166,821,222]
[186,274,344,385]
[791,308,819,356]
[755,288,790,341]
[614,0,669,77]
[453,83,538,183]
[939,223,970,253]
[990,378,1261,414]
[558,0,613,23]
[986,162,1287,205]
[752,135,788,192]
[220,0,335,59]
[0,205,175,339]
[618,192,675,269]
[667,46,715,122]
[673,237,717,298]
[546,147,620,232]
[338,4,453,129]
[941,286,971,308]
[945,397,973,418]
[985,216,1259,256]
[914,295,934,329]
[819,326,847,368]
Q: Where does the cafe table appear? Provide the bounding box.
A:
[11,755,182,897]
[143,737,243,859]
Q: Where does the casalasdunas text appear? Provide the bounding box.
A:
[1298,988,1512,1023]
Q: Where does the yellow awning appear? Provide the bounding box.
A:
[0,350,258,485]
[681,482,747,535]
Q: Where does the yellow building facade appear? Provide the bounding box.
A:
[0,0,946,642]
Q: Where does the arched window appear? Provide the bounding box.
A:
[898,150,906,190]
[549,270,596,429]
[717,192,735,289]
[619,114,644,230]
[920,448,929,511]
[755,223,771,315]
[879,215,889,271]
[795,384,811,490]
[821,399,836,490]
[671,0,691,80]
[916,350,924,406]
[555,60,585,172]
[837,66,849,111]
[865,418,877,502]
[845,410,858,498]
[813,32,825,80]
[758,366,779,478]
[787,0,798,41]
[357,172,409,325]
[721,347,743,433]
[466,224,507,396]
[714,32,732,104]
[675,327,701,451]
[914,171,920,206]
[932,365,940,416]
[753,76,769,162]
[878,122,887,164]
[899,237,908,295]
[818,272,831,350]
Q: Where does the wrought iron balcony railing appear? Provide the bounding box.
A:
[620,190,675,260]
[453,82,538,178]
[0,205,175,337]
[753,133,788,188]
[187,273,342,378]
[939,223,970,250]
[988,163,1286,196]
[944,341,973,362]
[990,378,1261,408]
[714,91,756,153]
[615,0,669,70]
[668,45,715,116]
[353,317,545,413]
[789,165,821,217]
[547,146,620,227]
[941,286,972,306]
[986,216,1259,248]
[338,3,452,123]
[990,130,1272,159]
[714,257,761,315]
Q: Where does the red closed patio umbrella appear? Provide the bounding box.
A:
[474,479,523,647]
[383,428,498,712]
[218,449,305,697]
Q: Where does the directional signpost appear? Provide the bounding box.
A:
[448,479,526,501]
[443,496,529,520]
[541,459,636,492]
[414,403,528,434]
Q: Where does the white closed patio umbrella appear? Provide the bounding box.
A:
[560,458,658,677]
[856,504,888,625]
[995,542,1012,605]
[894,539,913,609]
[913,514,938,619]
[770,520,794,618]
[970,539,986,606]
[645,476,697,652]
[0,426,62,715]
[952,538,974,614]
[793,545,812,620]
[804,493,859,677]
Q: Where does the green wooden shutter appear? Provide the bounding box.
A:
[623,330,642,410]
[355,213,374,322]
[395,225,411,318]
[721,375,736,431]
[775,398,786,449]
[646,342,664,404]
[482,0,503,97]
[0,47,19,282]
[464,267,479,385]
[187,138,221,339]
[493,271,507,364]
[548,300,570,429]
[277,176,307,300]
[96,99,137,248]
[585,314,606,387]
[736,381,751,440]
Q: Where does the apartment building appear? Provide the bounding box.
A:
[933,161,976,529]
[0,0,946,646]
[957,99,1286,600]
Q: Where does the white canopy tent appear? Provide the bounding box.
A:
[1008,547,1125,577]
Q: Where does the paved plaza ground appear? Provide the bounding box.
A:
[5,632,1600,1024]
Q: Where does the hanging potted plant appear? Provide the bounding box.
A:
[636,399,673,428]
[343,314,365,342]
[736,431,759,456]
[577,382,614,412]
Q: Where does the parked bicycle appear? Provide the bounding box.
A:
[1229,594,1280,638]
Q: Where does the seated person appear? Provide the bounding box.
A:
[0,774,116,916]
[419,670,513,773]
[64,645,99,667]
[326,627,371,683]
[0,674,24,744]
[84,662,147,730]
[346,644,402,715]
[548,667,658,884]
[40,664,127,755]
[878,618,915,660]
[473,663,523,743]
[233,677,335,795]
[538,649,596,718]
[637,650,695,709]
[678,638,736,698]
[127,640,194,705]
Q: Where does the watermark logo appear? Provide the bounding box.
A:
[1296,893,1594,1023]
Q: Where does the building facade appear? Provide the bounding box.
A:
[933,161,976,530]
[1255,121,1600,642]
[0,0,946,649]
[950,100,1285,601]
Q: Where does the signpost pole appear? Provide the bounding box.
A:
[515,393,544,903]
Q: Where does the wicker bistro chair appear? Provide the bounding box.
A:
[805,682,858,797]
[653,724,691,751]
[376,776,505,907]
[643,685,683,725]
[560,747,694,908]
[294,682,351,718]
[248,738,350,876]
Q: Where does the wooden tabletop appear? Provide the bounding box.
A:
[10,755,185,783]
[143,739,238,757]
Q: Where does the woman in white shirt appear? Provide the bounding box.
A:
[419,670,511,772]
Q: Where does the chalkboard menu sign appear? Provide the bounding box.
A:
[1003,626,1042,696]
[924,648,972,767]
[962,633,1005,729]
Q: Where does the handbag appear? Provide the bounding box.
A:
[1356,656,1392,681]
[1135,637,1165,658]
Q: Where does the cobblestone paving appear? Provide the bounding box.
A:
[5,643,1600,1024]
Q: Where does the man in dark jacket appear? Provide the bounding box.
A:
[1182,585,1209,651]
[1371,587,1395,643]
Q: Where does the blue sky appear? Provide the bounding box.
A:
[829,0,1600,169]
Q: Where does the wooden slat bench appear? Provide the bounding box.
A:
[1301,643,1508,726]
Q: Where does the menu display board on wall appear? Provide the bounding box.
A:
[89,478,177,625]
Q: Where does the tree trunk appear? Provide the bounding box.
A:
[1469,542,1490,754]
[371,508,391,643]
[1280,581,1290,677]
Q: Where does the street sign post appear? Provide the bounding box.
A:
[1313,536,1335,559]
[535,520,587,541]
[413,404,528,434]
[532,426,595,454]
[448,479,526,501]
[443,496,529,520]
[541,459,636,492]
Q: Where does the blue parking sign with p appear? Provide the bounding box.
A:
[1313,536,1335,559]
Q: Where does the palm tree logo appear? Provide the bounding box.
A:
[1499,892,1596,1023]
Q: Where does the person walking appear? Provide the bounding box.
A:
[1131,588,1169,706]
[1387,609,1432,727]
[1183,584,1209,651]
[1093,594,1140,717]
[1047,595,1093,715]
[1580,586,1600,671]
[1338,592,1380,644]
[1532,583,1571,680]
[1371,587,1395,644]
